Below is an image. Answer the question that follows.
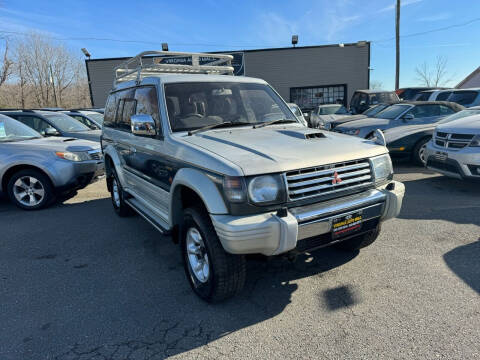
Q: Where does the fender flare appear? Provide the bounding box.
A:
[102,144,125,184]
[169,168,228,227]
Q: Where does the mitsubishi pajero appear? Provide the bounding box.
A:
[101,51,405,302]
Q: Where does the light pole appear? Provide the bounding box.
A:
[395,0,400,90]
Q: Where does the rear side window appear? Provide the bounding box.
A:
[103,94,117,128]
[415,92,431,101]
[134,86,161,135]
[114,88,136,131]
[448,91,478,106]
[436,91,452,101]
[408,105,440,118]
[439,105,455,115]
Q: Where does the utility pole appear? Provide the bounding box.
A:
[49,64,58,107]
[395,0,400,90]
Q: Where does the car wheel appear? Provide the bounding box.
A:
[7,169,54,210]
[334,224,381,251]
[181,206,246,302]
[109,169,134,217]
[413,138,430,166]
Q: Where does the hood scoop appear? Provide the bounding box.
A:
[305,132,326,140]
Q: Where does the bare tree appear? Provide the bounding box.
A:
[415,56,453,87]
[370,80,384,90]
[11,32,90,108]
[0,38,13,88]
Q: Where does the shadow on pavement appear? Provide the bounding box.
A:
[443,239,480,294]
[0,197,360,359]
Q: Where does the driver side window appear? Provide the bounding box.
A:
[15,116,52,133]
[406,105,440,119]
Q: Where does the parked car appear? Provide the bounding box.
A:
[414,89,453,101]
[326,103,393,130]
[0,110,101,141]
[287,103,308,127]
[396,87,438,101]
[425,114,480,180]
[102,50,405,302]
[386,106,479,165]
[0,114,104,210]
[309,104,350,128]
[335,101,463,139]
[446,88,480,108]
[349,90,399,114]
[61,110,104,129]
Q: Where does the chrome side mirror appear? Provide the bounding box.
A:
[131,114,156,136]
[44,127,59,136]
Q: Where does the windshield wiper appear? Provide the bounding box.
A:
[253,119,297,129]
[188,121,251,136]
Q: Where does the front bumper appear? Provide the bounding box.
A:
[55,160,105,192]
[211,181,405,256]
[425,141,480,180]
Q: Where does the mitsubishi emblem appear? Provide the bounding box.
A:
[332,171,342,184]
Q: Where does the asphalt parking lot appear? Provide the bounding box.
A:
[1,163,479,360]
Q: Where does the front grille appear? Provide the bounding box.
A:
[285,159,372,201]
[434,132,473,150]
[88,150,103,161]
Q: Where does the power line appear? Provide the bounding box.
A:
[372,17,480,43]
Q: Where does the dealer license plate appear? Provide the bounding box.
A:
[332,211,363,239]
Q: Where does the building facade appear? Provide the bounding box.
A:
[86,42,370,109]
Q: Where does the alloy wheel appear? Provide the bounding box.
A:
[13,176,45,207]
[186,227,210,283]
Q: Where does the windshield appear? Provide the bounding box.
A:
[289,104,302,117]
[363,104,388,116]
[374,104,410,119]
[448,91,478,106]
[43,113,90,132]
[438,108,480,124]
[0,115,42,142]
[164,82,297,132]
[88,113,104,124]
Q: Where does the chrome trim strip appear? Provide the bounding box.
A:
[290,189,386,223]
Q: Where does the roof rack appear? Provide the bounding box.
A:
[114,51,234,85]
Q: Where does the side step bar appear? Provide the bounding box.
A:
[125,198,170,235]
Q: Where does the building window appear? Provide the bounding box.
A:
[290,84,346,110]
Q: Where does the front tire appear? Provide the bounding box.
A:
[7,169,54,210]
[181,207,246,302]
[108,169,134,217]
[334,225,381,251]
[413,137,430,166]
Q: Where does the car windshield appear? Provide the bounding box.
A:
[448,91,478,105]
[438,108,480,124]
[374,104,410,119]
[43,113,90,132]
[363,104,388,116]
[0,116,42,142]
[88,113,104,124]
[289,105,302,117]
[164,82,297,132]
[318,105,346,115]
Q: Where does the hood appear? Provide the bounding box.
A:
[5,136,100,152]
[63,130,101,142]
[180,125,386,176]
[384,124,435,143]
[336,117,390,130]
[436,117,480,135]
[330,114,366,125]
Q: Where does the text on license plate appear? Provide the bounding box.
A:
[332,212,363,238]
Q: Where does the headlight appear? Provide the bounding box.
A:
[370,154,393,182]
[346,129,360,136]
[469,134,480,147]
[55,151,90,161]
[247,175,283,204]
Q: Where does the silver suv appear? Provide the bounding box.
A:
[102,51,405,302]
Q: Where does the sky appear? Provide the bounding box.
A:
[0,0,479,89]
